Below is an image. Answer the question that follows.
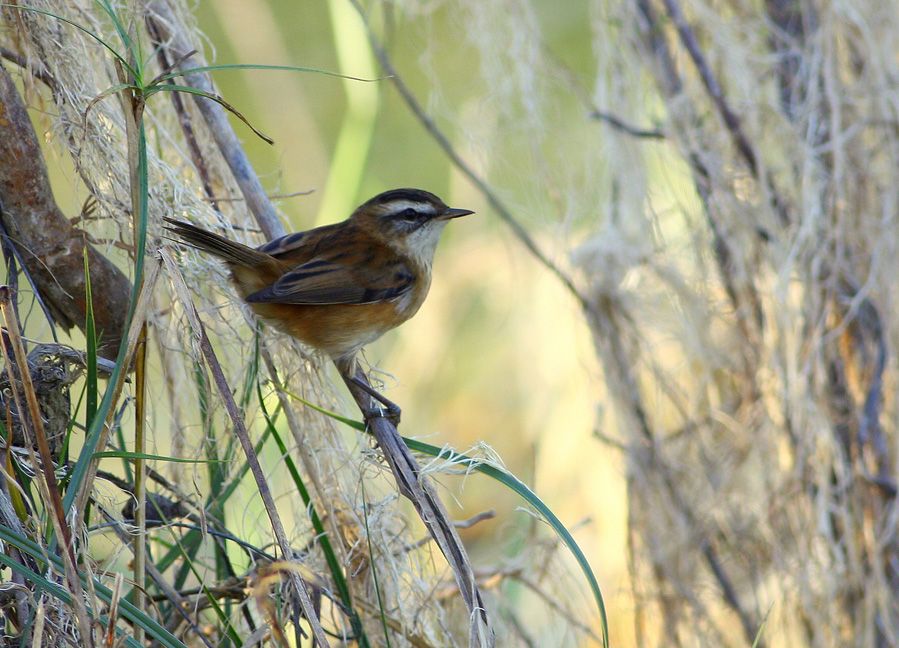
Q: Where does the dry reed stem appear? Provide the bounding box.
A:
[339,363,495,647]
[0,287,94,646]
[145,1,285,240]
[164,253,331,647]
[131,323,148,645]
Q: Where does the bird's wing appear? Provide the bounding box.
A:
[255,221,344,259]
[255,230,311,257]
[245,258,414,305]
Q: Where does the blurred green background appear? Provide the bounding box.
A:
[191,0,628,642]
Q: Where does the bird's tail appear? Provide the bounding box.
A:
[164,218,269,267]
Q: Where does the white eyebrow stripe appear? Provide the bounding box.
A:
[382,200,437,216]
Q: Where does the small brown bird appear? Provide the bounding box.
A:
[165,188,472,418]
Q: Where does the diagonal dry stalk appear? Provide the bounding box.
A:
[148,3,496,643]
[0,287,94,647]
[339,362,494,647]
[164,251,331,647]
[146,1,285,241]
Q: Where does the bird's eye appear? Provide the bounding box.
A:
[387,206,422,223]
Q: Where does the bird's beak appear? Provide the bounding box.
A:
[438,207,475,220]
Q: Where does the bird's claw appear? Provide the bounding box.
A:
[363,403,401,427]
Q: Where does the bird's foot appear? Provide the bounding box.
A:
[351,376,402,426]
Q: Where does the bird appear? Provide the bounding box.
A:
[165,188,473,421]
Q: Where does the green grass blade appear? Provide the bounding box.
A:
[281,389,365,431]
[113,411,134,483]
[83,250,98,428]
[94,0,139,77]
[0,524,186,647]
[286,393,610,646]
[751,604,774,648]
[151,63,382,85]
[144,84,273,144]
[257,381,369,647]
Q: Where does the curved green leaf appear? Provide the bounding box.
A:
[285,390,610,647]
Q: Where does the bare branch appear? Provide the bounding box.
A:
[349,0,589,314]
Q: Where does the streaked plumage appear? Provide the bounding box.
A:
[165,188,472,362]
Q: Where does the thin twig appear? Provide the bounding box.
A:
[0,46,58,93]
[145,2,285,240]
[660,0,790,226]
[398,510,497,554]
[540,43,665,140]
[660,0,759,175]
[202,189,315,203]
[349,0,588,314]
[589,110,666,139]
[164,254,330,647]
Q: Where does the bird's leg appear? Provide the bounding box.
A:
[335,356,402,426]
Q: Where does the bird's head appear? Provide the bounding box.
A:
[351,188,474,264]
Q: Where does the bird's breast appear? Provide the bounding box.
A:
[391,265,430,319]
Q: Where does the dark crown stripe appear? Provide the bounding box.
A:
[364,188,441,207]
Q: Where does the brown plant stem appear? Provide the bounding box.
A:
[145,18,220,215]
[0,286,94,646]
[145,1,285,240]
[0,63,131,359]
[163,252,330,646]
[337,359,495,648]
[132,322,148,645]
